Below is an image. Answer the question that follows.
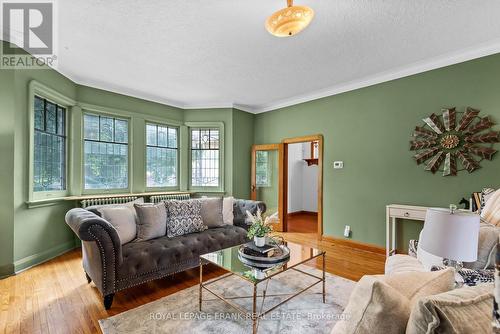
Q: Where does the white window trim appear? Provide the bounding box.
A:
[28,80,76,202]
[186,122,225,192]
[144,120,180,191]
[81,109,132,195]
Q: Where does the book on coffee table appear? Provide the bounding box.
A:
[243,242,276,257]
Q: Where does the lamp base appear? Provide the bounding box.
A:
[442,258,463,271]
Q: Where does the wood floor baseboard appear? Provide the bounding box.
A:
[321,235,386,255]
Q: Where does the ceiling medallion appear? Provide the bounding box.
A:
[410,107,499,176]
[265,0,314,37]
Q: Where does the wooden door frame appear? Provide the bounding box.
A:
[282,134,324,239]
[251,143,284,232]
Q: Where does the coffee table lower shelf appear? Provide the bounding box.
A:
[198,252,326,334]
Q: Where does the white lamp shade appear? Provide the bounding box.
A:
[419,208,480,262]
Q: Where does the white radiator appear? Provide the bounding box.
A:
[80,196,138,208]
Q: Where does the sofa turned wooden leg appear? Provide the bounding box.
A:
[85,272,92,284]
[103,294,115,310]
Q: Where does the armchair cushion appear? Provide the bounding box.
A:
[331,269,454,334]
[406,284,493,334]
[385,254,425,275]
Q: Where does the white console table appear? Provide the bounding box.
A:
[385,204,428,257]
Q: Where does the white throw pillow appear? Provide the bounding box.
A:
[222,196,234,225]
[416,231,444,270]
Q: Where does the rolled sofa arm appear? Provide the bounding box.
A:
[233,199,267,229]
[65,208,123,295]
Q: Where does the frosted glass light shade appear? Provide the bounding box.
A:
[420,208,480,262]
[265,4,314,37]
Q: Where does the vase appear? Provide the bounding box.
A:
[254,236,266,247]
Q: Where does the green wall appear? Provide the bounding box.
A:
[12,63,78,272]
[0,42,254,276]
[254,53,500,248]
[0,69,15,277]
[232,109,255,199]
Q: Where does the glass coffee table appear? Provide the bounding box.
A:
[199,241,326,334]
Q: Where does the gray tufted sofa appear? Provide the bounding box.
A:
[65,199,265,309]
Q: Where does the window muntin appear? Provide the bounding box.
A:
[146,123,178,188]
[33,96,66,192]
[255,151,271,187]
[83,114,129,190]
[190,128,220,187]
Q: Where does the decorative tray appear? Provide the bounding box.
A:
[238,244,290,268]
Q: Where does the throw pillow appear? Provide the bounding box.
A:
[165,199,207,237]
[134,203,167,241]
[481,188,500,226]
[200,197,224,228]
[481,187,496,212]
[406,284,493,334]
[86,197,144,217]
[464,222,499,270]
[222,196,234,225]
[431,266,494,286]
[98,205,138,245]
[331,269,454,334]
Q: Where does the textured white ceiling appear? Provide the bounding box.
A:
[53,1,500,112]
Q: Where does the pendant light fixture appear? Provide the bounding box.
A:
[265,0,314,37]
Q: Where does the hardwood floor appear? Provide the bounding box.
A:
[0,233,385,334]
[286,212,318,233]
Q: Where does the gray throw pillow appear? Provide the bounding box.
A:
[200,197,224,228]
[134,203,167,241]
[165,199,206,237]
[464,222,499,270]
[99,205,138,245]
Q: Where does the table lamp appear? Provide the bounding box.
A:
[419,206,480,270]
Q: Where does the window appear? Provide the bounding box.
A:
[33,96,66,192]
[190,128,220,187]
[146,123,178,187]
[255,151,271,187]
[83,114,129,190]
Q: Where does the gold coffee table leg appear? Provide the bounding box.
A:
[322,252,326,303]
[252,284,258,334]
[199,259,203,311]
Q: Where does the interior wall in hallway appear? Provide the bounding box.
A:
[287,142,318,213]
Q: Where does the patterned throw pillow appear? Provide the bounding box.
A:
[165,199,207,237]
[431,266,494,286]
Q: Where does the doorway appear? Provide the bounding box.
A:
[283,135,323,238]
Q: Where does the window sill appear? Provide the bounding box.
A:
[26,198,67,208]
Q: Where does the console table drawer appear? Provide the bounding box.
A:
[389,208,427,220]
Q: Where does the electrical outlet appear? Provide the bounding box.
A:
[344,225,351,238]
[333,161,344,169]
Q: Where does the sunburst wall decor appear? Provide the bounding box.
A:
[410,107,499,176]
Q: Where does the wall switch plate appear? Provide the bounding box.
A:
[344,225,351,238]
[333,161,344,169]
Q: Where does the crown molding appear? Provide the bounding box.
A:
[8,37,500,115]
[242,39,500,114]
